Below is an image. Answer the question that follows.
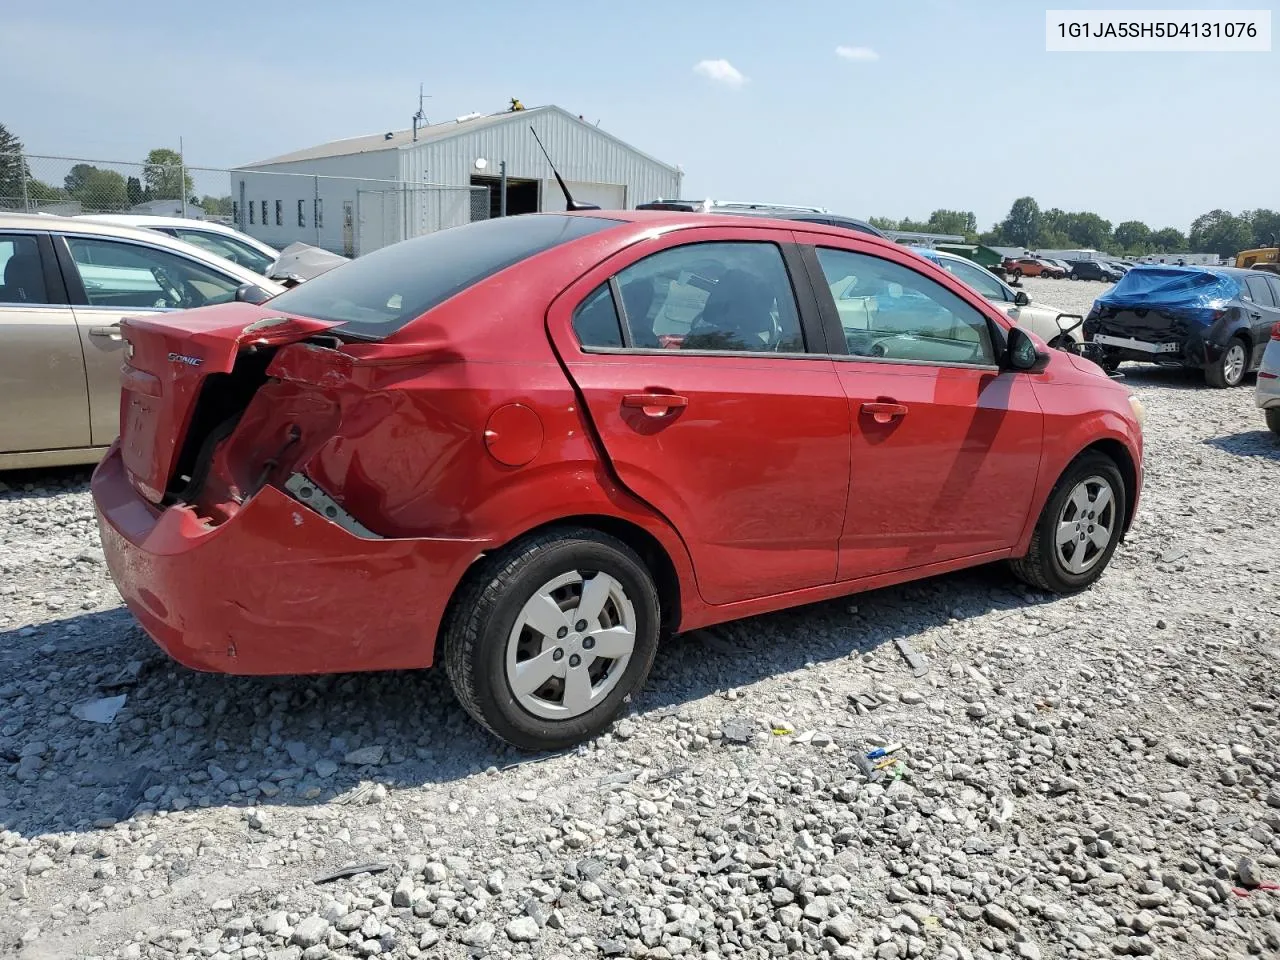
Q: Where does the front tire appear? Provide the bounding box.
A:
[1205,336,1248,388]
[443,528,660,751]
[1009,452,1126,594]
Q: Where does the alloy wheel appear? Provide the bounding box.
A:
[1223,343,1246,386]
[1054,476,1116,575]
[505,570,636,720]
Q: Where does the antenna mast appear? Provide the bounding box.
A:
[412,83,431,141]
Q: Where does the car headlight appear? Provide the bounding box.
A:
[1127,394,1146,429]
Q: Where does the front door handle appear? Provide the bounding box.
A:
[89,323,122,340]
[861,401,908,424]
[622,393,688,418]
[1249,310,1263,320]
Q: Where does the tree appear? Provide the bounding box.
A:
[925,209,978,237]
[0,121,29,207]
[868,216,899,231]
[1246,208,1280,248]
[126,176,144,206]
[1150,227,1186,252]
[1189,209,1253,259]
[998,197,1041,247]
[199,195,233,216]
[143,147,193,200]
[1113,220,1151,253]
[1062,212,1112,250]
[64,163,128,211]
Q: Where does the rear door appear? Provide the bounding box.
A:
[546,227,850,606]
[797,234,1044,579]
[0,231,90,453]
[1243,275,1280,367]
[54,233,244,447]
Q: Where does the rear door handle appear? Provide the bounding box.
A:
[861,401,908,424]
[622,393,688,417]
[89,323,122,340]
[1249,311,1263,319]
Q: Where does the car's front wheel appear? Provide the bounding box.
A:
[1009,452,1126,594]
[443,527,660,751]
[1205,336,1249,388]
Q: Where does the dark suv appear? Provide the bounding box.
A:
[635,200,887,239]
[1070,260,1122,282]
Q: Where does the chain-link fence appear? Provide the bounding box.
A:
[1,153,490,256]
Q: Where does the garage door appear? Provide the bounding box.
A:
[541,180,626,212]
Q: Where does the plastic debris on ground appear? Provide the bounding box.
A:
[70,694,127,724]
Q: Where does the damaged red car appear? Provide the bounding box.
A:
[93,212,1144,750]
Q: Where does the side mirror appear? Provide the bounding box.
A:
[1013,290,1030,306]
[235,281,273,305]
[1006,325,1051,373]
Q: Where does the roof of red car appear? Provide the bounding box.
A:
[566,209,903,252]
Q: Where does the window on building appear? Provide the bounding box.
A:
[275,200,283,226]
[249,202,255,225]
[298,199,306,227]
[315,199,323,230]
[260,200,268,226]
[231,201,239,225]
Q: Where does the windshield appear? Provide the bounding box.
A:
[269,215,622,338]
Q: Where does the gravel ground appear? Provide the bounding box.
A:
[2,283,1279,960]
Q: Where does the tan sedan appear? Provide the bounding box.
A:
[0,214,283,470]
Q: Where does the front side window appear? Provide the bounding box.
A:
[173,229,274,275]
[815,246,995,366]
[0,234,49,304]
[66,237,240,309]
[938,257,1010,302]
[602,241,804,352]
[271,214,621,339]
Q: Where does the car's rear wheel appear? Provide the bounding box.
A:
[1011,268,1022,279]
[443,527,660,751]
[1266,408,1280,436]
[1205,336,1248,388]
[1009,452,1126,594]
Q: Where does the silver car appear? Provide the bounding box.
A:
[0,214,283,470]
[1257,322,1280,435]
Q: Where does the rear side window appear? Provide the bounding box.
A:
[271,215,622,339]
[0,234,48,304]
[1244,275,1276,307]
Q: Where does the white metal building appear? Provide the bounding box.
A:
[231,105,681,256]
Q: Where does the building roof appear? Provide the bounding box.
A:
[238,105,679,174]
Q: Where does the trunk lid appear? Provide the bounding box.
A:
[119,303,340,503]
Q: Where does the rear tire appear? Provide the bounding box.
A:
[1011,268,1022,279]
[1009,452,1126,594]
[443,527,660,751]
[1205,336,1248,388]
[1266,408,1280,437]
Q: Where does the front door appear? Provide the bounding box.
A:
[547,231,850,605]
[56,234,244,446]
[802,239,1044,579]
[0,231,90,453]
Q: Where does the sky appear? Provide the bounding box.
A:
[3,0,1276,233]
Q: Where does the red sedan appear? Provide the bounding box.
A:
[93,212,1144,750]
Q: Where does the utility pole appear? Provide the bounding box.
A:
[179,136,187,217]
[500,160,507,217]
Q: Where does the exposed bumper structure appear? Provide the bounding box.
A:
[92,445,487,675]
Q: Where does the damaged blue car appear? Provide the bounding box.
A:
[1084,265,1280,387]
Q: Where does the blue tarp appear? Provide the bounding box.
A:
[1095,266,1240,323]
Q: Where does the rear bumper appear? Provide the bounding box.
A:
[92,444,487,675]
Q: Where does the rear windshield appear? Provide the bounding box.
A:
[268,214,622,338]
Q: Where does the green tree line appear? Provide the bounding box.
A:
[1,121,232,216]
[873,196,1280,260]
